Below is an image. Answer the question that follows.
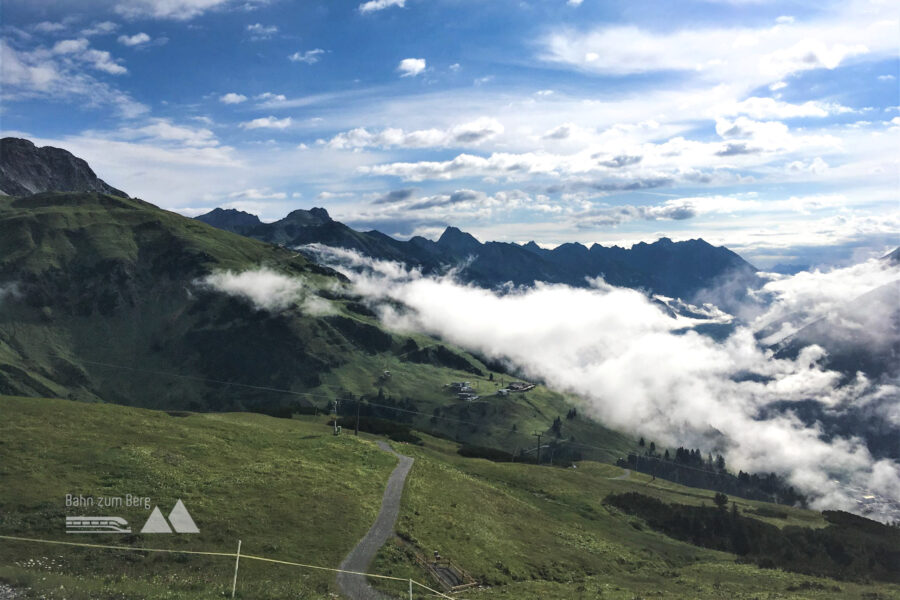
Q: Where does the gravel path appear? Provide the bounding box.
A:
[337,441,414,600]
[611,468,631,480]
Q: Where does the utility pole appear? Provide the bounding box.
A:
[355,398,360,436]
[533,432,543,465]
[231,539,241,598]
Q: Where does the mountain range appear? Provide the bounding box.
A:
[3,136,897,389]
[196,206,760,302]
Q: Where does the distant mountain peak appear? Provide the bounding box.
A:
[283,206,332,225]
[556,241,589,251]
[206,207,255,218]
[882,247,900,264]
[195,208,262,233]
[0,137,128,198]
[437,226,482,253]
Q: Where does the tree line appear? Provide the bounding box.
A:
[604,491,900,583]
[622,441,808,507]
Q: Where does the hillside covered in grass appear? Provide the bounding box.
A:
[1,396,898,599]
[0,191,635,459]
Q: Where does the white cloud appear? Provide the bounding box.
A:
[288,49,325,64]
[52,38,89,54]
[714,116,839,153]
[327,117,504,150]
[246,23,278,39]
[51,38,127,75]
[82,22,119,37]
[759,39,868,79]
[567,192,862,229]
[228,188,287,200]
[220,92,248,104]
[397,57,426,77]
[365,187,537,216]
[255,92,286,102]
[239,116,292,129]
[354,113,844,183]
[112,118,221,148]
[752,258,900,335]
[359,0,405,13]
[33,21,66,33]
[567,0,584,5]
[1,40,141,116]
[199,268,333,314]
[317,191,357,201]
[540,5,896,91]
[787,157,830,174]
[0,282,21,306]
[114,0,231,20]
[118,32,151,46]
[309,246,900,520]
[718,96,850,119]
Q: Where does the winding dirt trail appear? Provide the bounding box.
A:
[612,468,631,480]
[337,441,414,600]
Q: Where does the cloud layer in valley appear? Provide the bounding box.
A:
[304,244,900,520]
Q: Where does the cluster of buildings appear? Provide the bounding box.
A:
[447,381,478,401]
[446,380,536,401]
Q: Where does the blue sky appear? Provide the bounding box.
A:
[1,0,898,267]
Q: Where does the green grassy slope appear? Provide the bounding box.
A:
[1,396,897,599]
[0,395,398,598]
[372,437,892,600]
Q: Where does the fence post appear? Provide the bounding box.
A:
[409,578,413,600]
[231,539,242,598]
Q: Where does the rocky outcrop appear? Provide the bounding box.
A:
[0,137,128,198]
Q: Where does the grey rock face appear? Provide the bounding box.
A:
[0,137,128,198]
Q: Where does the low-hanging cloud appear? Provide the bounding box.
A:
[307,244,900,521]
[750,257,900,342]
[0,282,21,306]
[197,268,333,315]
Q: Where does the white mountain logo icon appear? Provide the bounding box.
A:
[140,499,199,534]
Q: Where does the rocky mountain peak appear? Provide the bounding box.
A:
[437,226,482,253]
[282,206,333,226]
[0,137,128,198]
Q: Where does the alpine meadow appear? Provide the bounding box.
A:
[0,1,898,599]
